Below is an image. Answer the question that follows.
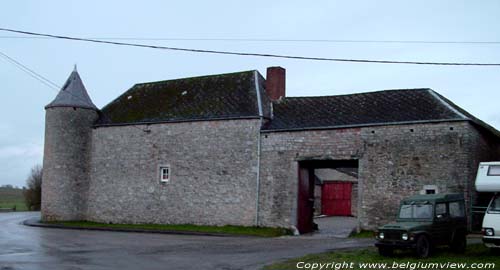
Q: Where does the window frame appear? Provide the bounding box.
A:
[487,165,500,176]
[449,201,465,218]
[159,165,171,183]
[435,202,447,217]
[398,203,433,219]
[421,185,438,195]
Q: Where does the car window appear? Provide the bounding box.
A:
[400,205,412,218]
[435,203,447,216]
[449,201,465,217]
[399,203,433,219]
[415,204,433,218]
[488,194,500,213]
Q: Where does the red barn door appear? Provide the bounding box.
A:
[321,182,352,216]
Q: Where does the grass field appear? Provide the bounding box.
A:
[0,186,28,211]
[45,220,292,237]
[264,244,499,270]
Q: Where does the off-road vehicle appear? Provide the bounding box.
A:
[375,193,467,258]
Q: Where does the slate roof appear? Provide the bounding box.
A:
[46,68,97,110]
[94,69,499,138]
[96,70,268,126]
[262,88,493,132]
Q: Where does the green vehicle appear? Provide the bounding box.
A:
[375,193,467,258]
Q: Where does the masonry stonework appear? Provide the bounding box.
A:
[258,128,362,228]
[258,121,497,230]
[41,107,98,221]
[86,119,261,226]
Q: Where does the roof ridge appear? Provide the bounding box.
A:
[426,89,468,119]
[282,88,431,99]
[96,68,262,125]
[135,69,258,86]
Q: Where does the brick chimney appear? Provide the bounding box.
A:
[265,66,285,101]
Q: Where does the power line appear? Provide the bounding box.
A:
[1,35,500,44]
[1,27,499,66]
[0,50,152,133]
[0,50,60,90]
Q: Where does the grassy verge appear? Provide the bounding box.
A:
[0,201,29,211]
[265,244,499,270]
[0,187,28,211]
[44,220,291,237]
[349,230,375,238]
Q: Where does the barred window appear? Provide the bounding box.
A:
[159,166,170,183]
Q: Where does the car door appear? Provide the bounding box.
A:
[449,200,467,239]
[432,202,450,245]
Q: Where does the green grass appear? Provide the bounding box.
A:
[349,230,375,238]
[0,187,28,211]
[264,244,499,270]
[44,220,292,237]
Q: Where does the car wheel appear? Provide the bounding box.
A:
[415,235,432,258]
[450,233,466,253]
[378,247,393,257]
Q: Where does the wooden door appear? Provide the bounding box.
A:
[297,167,314,233]
[321,182,352,216]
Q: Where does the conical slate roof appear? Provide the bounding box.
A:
[45,68,97,110]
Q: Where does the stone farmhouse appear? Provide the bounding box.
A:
[42,66,500,233]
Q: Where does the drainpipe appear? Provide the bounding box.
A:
[254,71,263,226]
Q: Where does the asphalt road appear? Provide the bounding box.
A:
[0,212,373,270]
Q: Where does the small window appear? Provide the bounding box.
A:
[159,166,170,183]
[450,201,465,217]
[487,165,500,176]
[421,185,438,195]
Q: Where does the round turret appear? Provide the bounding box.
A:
[41,67,98,221]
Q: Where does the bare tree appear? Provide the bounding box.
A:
[23,165,42,211]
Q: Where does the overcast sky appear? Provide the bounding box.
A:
[1,1,500,187]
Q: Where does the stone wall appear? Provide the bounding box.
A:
[259,121,493,230]
[258,128,362,228]
[86,119,261,226]
[359,122,473,229]
[42,107,98,221]
[43,110,500,231]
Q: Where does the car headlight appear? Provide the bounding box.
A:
[379,232,384,239]
[483,228,495,236]
[402,233,409,241]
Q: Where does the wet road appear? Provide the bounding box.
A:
[0,212,373,270]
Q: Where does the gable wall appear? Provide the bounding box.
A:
[86,119,261,226]
[259,121,482,230]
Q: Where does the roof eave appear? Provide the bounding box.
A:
[93,115,267,128]
[261,118,468,133]
[45,104,98,110]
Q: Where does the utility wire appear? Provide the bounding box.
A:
[1,27,499,66]
[0,50,60,90]
[1,35,500,44]
[0,50,152,133]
